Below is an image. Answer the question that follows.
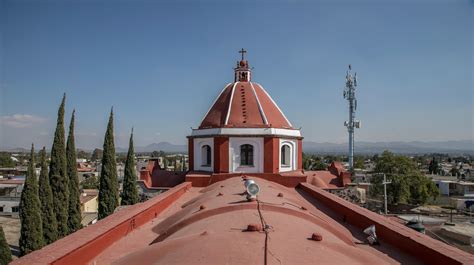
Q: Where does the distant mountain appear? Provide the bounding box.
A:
[2,140,472,155]
[0,147,30,153]
[134,142,187,153]
[302,140,474,155]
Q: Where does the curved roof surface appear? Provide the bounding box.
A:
[199,82,293,129]
[113,177,416,265]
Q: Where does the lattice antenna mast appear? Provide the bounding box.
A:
[343,64,361,171]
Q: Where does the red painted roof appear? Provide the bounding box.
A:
[304,162,351,189]
[112,177,417,264]
[199,82,293,129]
[305,170,342,189]
[12,178,474,264]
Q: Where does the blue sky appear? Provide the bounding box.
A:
[0,0,472,149]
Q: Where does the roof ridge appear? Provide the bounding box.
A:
[224,82,238,125]
[250,82,268,125]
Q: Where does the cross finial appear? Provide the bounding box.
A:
[239,48,247,61]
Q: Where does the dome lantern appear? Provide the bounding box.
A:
[234,48,251,82]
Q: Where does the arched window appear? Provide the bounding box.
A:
[240,144,254,166]
[201,145,211,166]
[281,145,291,166]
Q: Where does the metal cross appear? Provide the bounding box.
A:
[239,48,247,61]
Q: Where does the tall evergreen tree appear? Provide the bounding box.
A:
[19,144,44,256]
[98,109,119,219]
[66,110,82,233]
[121,129,139,205]
[38,147,58,245]
[0,226,12,265]
[49,94,69,237]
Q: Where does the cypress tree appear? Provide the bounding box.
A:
[121,129,139,205]
[38,147,58,245]
[0,226,12,265]
[19,144,44,256]
[66,110,82,233]
[49,94,69,237]
[98,109,119,219]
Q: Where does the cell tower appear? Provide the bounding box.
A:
[343,64,361,171]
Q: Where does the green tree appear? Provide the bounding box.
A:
[162,157,168,170]
[428,157,439,174]
[181,156,186,171]
[38,147,58,245]
[98,109,119,219]
[0,152,15,167]
[121,129,139,205]
[91,148,103,161]
[354,156,365,169]
[173,159,178,171]
[0,226,12,265]
[19,145,44,256]
[81,175,99,189]
[370,150,438,205]
[303,153,311,170]
[450,166,459,177]
[76,150,89,160]
[66,110,82,233]
[49,94,69,237]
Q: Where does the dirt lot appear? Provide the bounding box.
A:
[0,216,20,258]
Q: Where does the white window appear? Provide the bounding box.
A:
[281,144,291,167]
[201,145,212,166]
[279,139,297,172]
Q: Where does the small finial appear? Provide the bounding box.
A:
[348,64,352,70]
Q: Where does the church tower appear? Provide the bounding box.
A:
[187,50,303,179]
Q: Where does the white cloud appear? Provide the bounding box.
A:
[0,114,47,128]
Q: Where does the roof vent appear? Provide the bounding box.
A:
[245,223,262,232]
[310,233,323,241]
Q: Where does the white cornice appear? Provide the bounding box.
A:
[190,127,302,138]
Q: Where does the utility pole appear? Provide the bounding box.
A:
[343,65,360,171]
[382,174,392,215]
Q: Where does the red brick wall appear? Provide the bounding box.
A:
[139,170,152,188]
[297,139,303,170]
[188,138,194,171]
[264,137,279,173]
[213,136,229,173]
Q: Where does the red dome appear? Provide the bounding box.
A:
[199,82,293,129]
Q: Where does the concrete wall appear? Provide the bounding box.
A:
[0,199,19,216]
[82,197,98,213]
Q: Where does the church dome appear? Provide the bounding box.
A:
[199,82,293,129]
